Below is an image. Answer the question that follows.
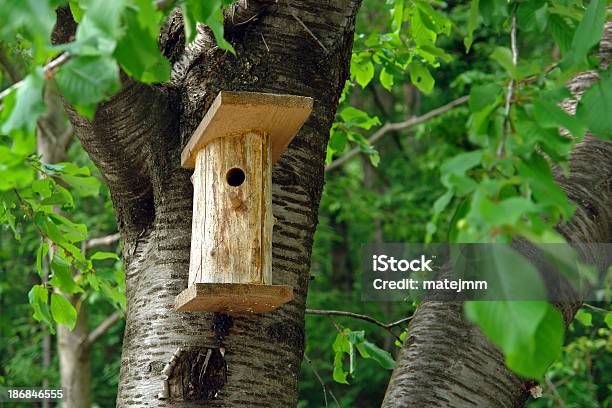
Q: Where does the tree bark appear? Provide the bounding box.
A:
[54,1,361,406]
[57,300,92,408]
[382,22,612,408]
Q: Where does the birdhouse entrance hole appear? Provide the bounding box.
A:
[175,91,313,314]
[226,168,245,187]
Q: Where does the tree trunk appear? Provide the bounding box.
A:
[382,22,612,408]
[54,1,361,406]
[57,300,92,408]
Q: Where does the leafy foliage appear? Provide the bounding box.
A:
[0,0,610,406]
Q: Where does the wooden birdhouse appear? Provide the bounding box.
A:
[175,91,313,314]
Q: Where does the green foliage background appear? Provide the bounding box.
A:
[0,0,610,406]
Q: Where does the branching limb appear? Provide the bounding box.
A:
[83,311,122,349]
[84,233,121,250]
[325,95,469,172]
[306,308,413,339]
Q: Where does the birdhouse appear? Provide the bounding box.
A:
[175,91,313,314]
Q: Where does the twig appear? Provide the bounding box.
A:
[84,232,121,250]
[306,308,413,341]
[582,303,610,314]
[544,376,565,407]
[497,9,518,158]
[291,12,328,53]
[260,33,270,52]
[0,53,70,104]
[325,95,469,172]
[83,311,121,349]
[304,352,341,407]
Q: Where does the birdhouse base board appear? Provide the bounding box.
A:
[175,283,294,313]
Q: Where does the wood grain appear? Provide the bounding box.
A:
[180,91,313,168]
[175,283,294,313]
[188,132,271,286]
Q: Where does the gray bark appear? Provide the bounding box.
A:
[382,22,612,408]
[54,1,361,406]
[57,300,92,408]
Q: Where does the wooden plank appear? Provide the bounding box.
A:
[181,91,313,168]
[261,135,273,284]
[189,132,268,285]
[175,283,294,313]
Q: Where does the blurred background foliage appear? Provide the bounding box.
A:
[0,0,610,407]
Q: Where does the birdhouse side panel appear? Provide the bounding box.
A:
[188,152,208,287]
[198,132,267,284]
[261,136,273,285]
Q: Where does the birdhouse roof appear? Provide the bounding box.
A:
[181,91,314,168]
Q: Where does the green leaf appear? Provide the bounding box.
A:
[562,0,606,69]
[55,56,121,119]
[505,304,564,379]
[466,301,563,379]
[59,173,101,197]
[533,98,585,138]
[549,14,574,54]
[35,242,49,279]
[75,0,126,55]
[409,61,434,94]
[575,309,592,326]
[69,0,84,22]
[391,0,404,32]
[464,0,479,52]
[605,313,612,329]
[517,154,574,219]
[469,84,502,112]
[1,68,46,134]
[356,340,396,369]
[49,255,83,295]
[576,72,612,140]
[91,251,119,261]
[32,178,54,199]
[433,190,454,214]
[441,150,483,180]
[490,47,516,79]
[351,52,375,88]
[517,1,547,32]
[41,184,75,209]
[480,196,539,226]
[49,213,89,242]
[115,9,171,83]
[340,107,381,130]
[182,0,234,53]
[50,293,77,330]
[380,67,394,91]
[28,284,54,332]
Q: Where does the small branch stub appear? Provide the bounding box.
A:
[175,91,313,314]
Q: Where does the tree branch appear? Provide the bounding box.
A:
[84,233,121,250]
[306,308,413,333]
[497,7,518,158]
[325,95,469,172]
[0,53,70,107]
[84,311,122,349]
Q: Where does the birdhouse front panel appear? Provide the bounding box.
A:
[188,131,273,287]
